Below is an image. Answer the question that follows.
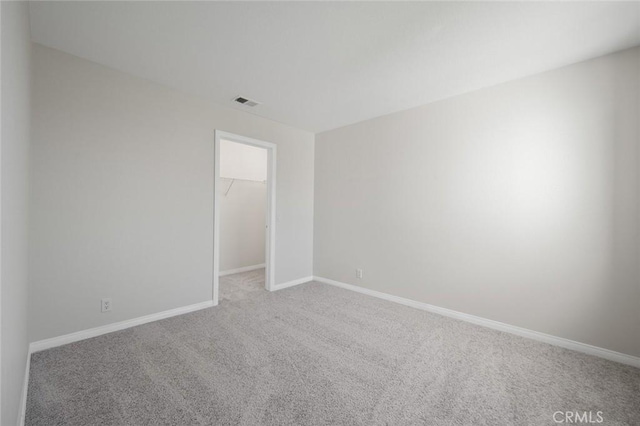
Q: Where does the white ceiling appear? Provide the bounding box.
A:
[29,1,640,133]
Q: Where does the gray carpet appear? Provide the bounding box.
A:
[219,268,267,303]
[26,271,640,425]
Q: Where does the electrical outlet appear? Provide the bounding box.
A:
[356,269,363,279]
[101,298,112,313]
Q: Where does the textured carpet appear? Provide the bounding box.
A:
[26,272,640,425]
[219,268,267,303]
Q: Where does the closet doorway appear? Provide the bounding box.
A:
[213,130,276,305]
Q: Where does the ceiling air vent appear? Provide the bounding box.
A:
[234,96,260,107]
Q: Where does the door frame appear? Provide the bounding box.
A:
[213,130,276,304]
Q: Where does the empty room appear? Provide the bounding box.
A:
[1,1,639,425]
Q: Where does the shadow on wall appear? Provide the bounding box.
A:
[218,177,267,272]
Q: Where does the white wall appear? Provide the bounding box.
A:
[315,47,640,357]
[218,178,266,272]
[220,140,267,182]
[30,44,314,342]
[1,2,31,424]
[219,141,267,272]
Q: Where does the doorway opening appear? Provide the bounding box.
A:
[213,131,276,305]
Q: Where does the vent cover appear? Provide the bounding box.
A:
[234,96,259,107]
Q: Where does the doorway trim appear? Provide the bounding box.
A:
[213,130,276,305]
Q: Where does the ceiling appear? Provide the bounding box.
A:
[29,1,640,133]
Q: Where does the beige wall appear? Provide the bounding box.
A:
[314,47,640,357]
[219,178,266,272]
[1,2,32,424]
[30,44,314,342]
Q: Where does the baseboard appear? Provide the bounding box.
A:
[18,347,32,426]
[29,300,215,354]
[271,276,313,291]
[313,276,640,369]
[219,263,266,277]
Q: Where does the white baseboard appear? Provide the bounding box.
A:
[271,276,313,291]
[29,300,215,354]
[219,263,265,277]
[313,276,640,369]
[19,347,31,426]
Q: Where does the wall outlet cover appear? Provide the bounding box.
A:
[101,298,112,313]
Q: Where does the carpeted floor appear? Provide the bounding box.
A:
[219,268,267,303]
[26,271,640,425]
